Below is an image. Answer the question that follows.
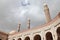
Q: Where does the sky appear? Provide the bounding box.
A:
[0,0,60,33]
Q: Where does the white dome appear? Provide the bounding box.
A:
[9,30,16,34]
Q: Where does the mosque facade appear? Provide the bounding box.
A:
[0,3,60,40]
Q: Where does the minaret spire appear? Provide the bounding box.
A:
[43,2,51,23]
[18,23,21,32]
[27,18,30,29]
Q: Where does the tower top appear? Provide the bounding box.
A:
[27,18,30,29]
[43,3,47,6]
[43,2,51,23]
[28,18,30,21]
[18,23,21,32]
[43,0,48,7]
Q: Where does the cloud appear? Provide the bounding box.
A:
[0,0,59,32]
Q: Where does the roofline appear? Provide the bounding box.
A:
[9,12,60,36]
[0,30,8,35]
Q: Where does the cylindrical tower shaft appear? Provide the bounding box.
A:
[44,3,51,23]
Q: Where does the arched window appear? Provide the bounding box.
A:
[25,36,30,40]
[18,38,22,40]
[46,32,53,40]
[34,35,41,40]
[56,27,60,40]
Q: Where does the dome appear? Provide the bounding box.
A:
[9,30,16,34]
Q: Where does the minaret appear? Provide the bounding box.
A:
[27,18,30,29]
[18,23,21,32]
[44,3,51,23]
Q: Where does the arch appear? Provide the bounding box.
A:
[46,32,53,40]
[34,35,41,40]
[56,27,60,40]
[18,38,22,40]
[24,36,30,40]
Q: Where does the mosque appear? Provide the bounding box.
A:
[0,2,60,40]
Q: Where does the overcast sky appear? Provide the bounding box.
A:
[0,0,60,33]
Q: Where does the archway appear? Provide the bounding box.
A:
[34,35,41,40]
[46,32,53,40]
[18,38,22,40]
[25,36,30,40]
[57,27,60,40]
